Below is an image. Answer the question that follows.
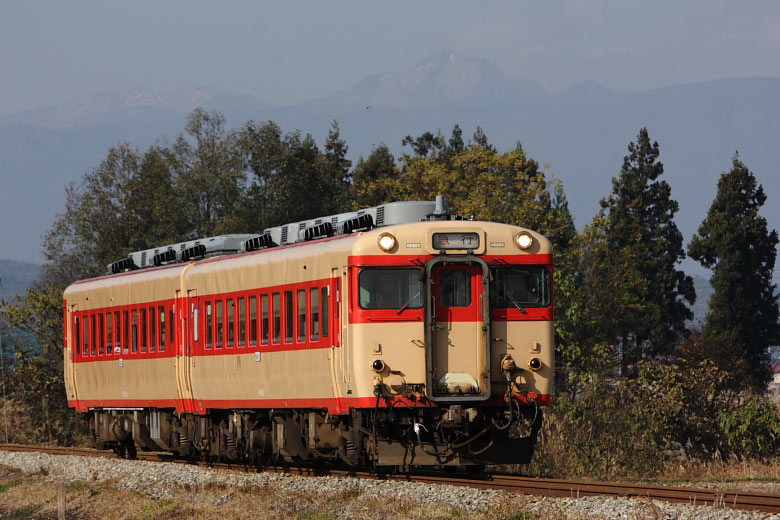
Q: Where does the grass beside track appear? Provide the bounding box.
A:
[0,464,574,520]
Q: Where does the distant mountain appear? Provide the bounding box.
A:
[302,51,546,111]
[0,87,269,130]
[0,260,40,301]
[1,51,780,278]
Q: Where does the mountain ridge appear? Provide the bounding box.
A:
[1,52,779,273]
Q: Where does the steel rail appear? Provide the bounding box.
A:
[2,444,779,513]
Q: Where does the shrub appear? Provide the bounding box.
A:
[719,396,780,459]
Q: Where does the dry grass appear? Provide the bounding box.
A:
[650,459,780,493]
[0,464,580,520]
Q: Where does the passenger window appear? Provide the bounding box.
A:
[83,315,89,356]
[159,307,165,352]
[227,298,234,347]
[249,296,257,345]
[193,306,199,342]
[321,287,329,338]
[272,293,280,344]
[310,288,319,341]
[140,308,147,353]
[261,295,269,345]
[131,310,138,353]
[123,310,129,354]
[216,300,223,348]
[91,313,96,356]
[114,311,120,354]
[106,312,113,355]
[285,290,293,343]
[99,313,105,355]
[238,297,246,346]
[74,316,80,355]
[149,306,156,352]
[206,301,213,349]
[297,289,306,342]
[169,308,174,345]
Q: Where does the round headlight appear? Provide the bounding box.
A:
[377,233,396,252]
[514,232,533,250]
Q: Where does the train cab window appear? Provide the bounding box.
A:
[272,293,280,344]
[158,307,165,352]
[106,313,112,355]
[262,295,269,345]
[238,297,246,347]
[284,290,293,343]
[216,300,223,348]
[205,301,213,349]
[297,289,306,342]
[169,308,174,345]
[358,268,423,310]
[123,310,129,354]
[140,308,147,353]
[114,311,120,354]
[83,315,89,357]
[439,269,471,307]
[74,316,80,355]
[249,296,257,346]
[91,313,97,356]
[131,310,138,353]
[310,288,319,341]
[149,306,156,352]
[321,287,329,338]
[227,298,235,347]
[99,313,105,355]
[489,266,550,308]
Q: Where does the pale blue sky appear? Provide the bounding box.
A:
[1,1,779,115]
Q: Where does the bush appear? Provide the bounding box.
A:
[719,396,780,459]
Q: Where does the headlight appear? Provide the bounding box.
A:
[377,233,396,252]
[514,232,533,250]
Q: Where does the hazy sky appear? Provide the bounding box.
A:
[1,1,779,116]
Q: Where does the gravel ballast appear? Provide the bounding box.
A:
[0,450,777,519]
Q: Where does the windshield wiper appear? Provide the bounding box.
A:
[504,290,527,313]
[396,290,422,315]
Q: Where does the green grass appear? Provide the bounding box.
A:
[0,480,22,493]
[131,498,175,520]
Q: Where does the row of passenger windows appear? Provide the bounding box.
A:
[199,286,329,348]
[73,305,173,357]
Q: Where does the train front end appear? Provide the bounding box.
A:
[348,219,553,467]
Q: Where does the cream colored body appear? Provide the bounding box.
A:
[64,220,553,413]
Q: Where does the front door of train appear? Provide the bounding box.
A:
[425,258,491,402]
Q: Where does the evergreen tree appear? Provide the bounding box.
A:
[320,120,352,214]
[586,128,694,373]
[688,155,780,393]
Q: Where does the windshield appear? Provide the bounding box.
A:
[490,266,550,308]
[358,268,423,310]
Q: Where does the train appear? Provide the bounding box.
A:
[63,197,553,468]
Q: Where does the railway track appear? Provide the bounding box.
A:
[2,443,780,514]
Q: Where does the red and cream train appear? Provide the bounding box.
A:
[63,198,553,467]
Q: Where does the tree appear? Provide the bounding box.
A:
[585,128,694,373]
[351,144,399,209]
[688,155,780,393]
[320,120,353,214]
[171,108,247,237]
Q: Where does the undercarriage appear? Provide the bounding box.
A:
[83,402,543,468]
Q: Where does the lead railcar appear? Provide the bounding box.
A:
[63,197,553,468]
